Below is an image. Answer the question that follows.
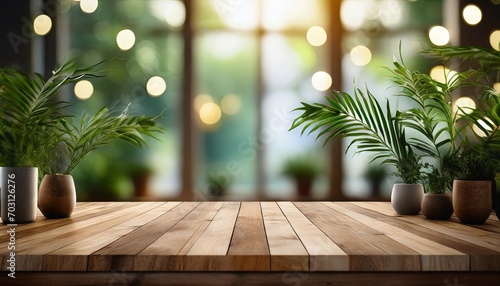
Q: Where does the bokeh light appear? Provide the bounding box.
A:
[146,76,166,97]
[311,71,332,91]
[33,14,52,36]
[199,102,222,125]
[116,29,136,51]
[494,82,500,92]
[428,25,450,46]
[490,30,500,51]
[194,94,214,112]
[430,65,457,85]
[453,97,476,116]
[74,80,94,100]
[350,45,372,66]
[221,94,241,115]
[473,118,494,137]
[80,0,98,14]
[306,26,327,47]
[462,4,482,25]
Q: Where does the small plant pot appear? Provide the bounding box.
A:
[421,193,453,220]
[295,177,313,198]
[391,183,424,215]
[453,180,492,225]
[0,167,38,224]
[38,174,76,219]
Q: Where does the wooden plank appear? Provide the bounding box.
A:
[183,202,241,271]
[261,202,309,271]
[0,202,164,271]
[134,201,224,271]
[326,202,469,271]
[346,202,500,271]
[42,202,183,271]
[295,201,421,271]
[225,201,270,271]
[88,202,200,271]
[278,202,349,271]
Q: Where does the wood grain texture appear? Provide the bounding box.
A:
[261,202,309,271]
[1,201,499,273]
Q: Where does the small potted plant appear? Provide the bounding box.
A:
[1,60,163,220]
[206,171,230,198]
[0,61,98,223]
[281,154,320,198]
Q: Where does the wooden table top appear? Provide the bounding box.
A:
[1,201,499,272]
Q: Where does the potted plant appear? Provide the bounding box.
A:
[1,60,162,220]
[291,75,424,214]
[281,154,320,198]
[38,106,162,218]
[426,45,500,222]
[0,61,98,223]
[206,171,230,198]
[291,45,473,216]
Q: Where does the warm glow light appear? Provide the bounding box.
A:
[490,30,500,51]
[350,45,372,66]
[340,0,365,31]
[199,102,222,125]
[494,82,500,92]
[311,71,332,91]
[221,94,241,115]
[306,26,327,47]
[33,14,52,36]
[116,29,136,51]
[429,26,450,46]
[80,0,98,13]
[74,80,94,100]
[473,118,494,137]
[194,94,213,112]
[453,97,476,116]
[430,65,457,86]
[462,4,482,25]
[146,76,166,97]
[149,0,185,27]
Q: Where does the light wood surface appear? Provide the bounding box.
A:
[1,201,499,275]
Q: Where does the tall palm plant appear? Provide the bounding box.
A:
[291,85,422,184]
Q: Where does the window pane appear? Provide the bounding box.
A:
[194,0,259,30]
[194,32,258,198]
[262,0,328,31]
[262,34,328,198]
[68,0,182,200]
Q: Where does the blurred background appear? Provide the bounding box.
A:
[1,0,499,201]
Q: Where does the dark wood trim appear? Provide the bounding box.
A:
[2,271,498,286]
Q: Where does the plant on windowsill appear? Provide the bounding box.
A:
[281,154,320,198]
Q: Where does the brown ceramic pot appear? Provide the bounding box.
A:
[421,193,453,220]
[38,174,76,219]
[452,180,492,225]
[391,183,424,215]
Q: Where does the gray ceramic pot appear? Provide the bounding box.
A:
[391,183,424,215]
[0,167,38,224]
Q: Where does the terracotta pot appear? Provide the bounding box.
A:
[296,177,313,198]
[391,183,424,215]
[0,167,38,224]
[421,193,453,220]
[453,180,492,224]
[38,174,76,219]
